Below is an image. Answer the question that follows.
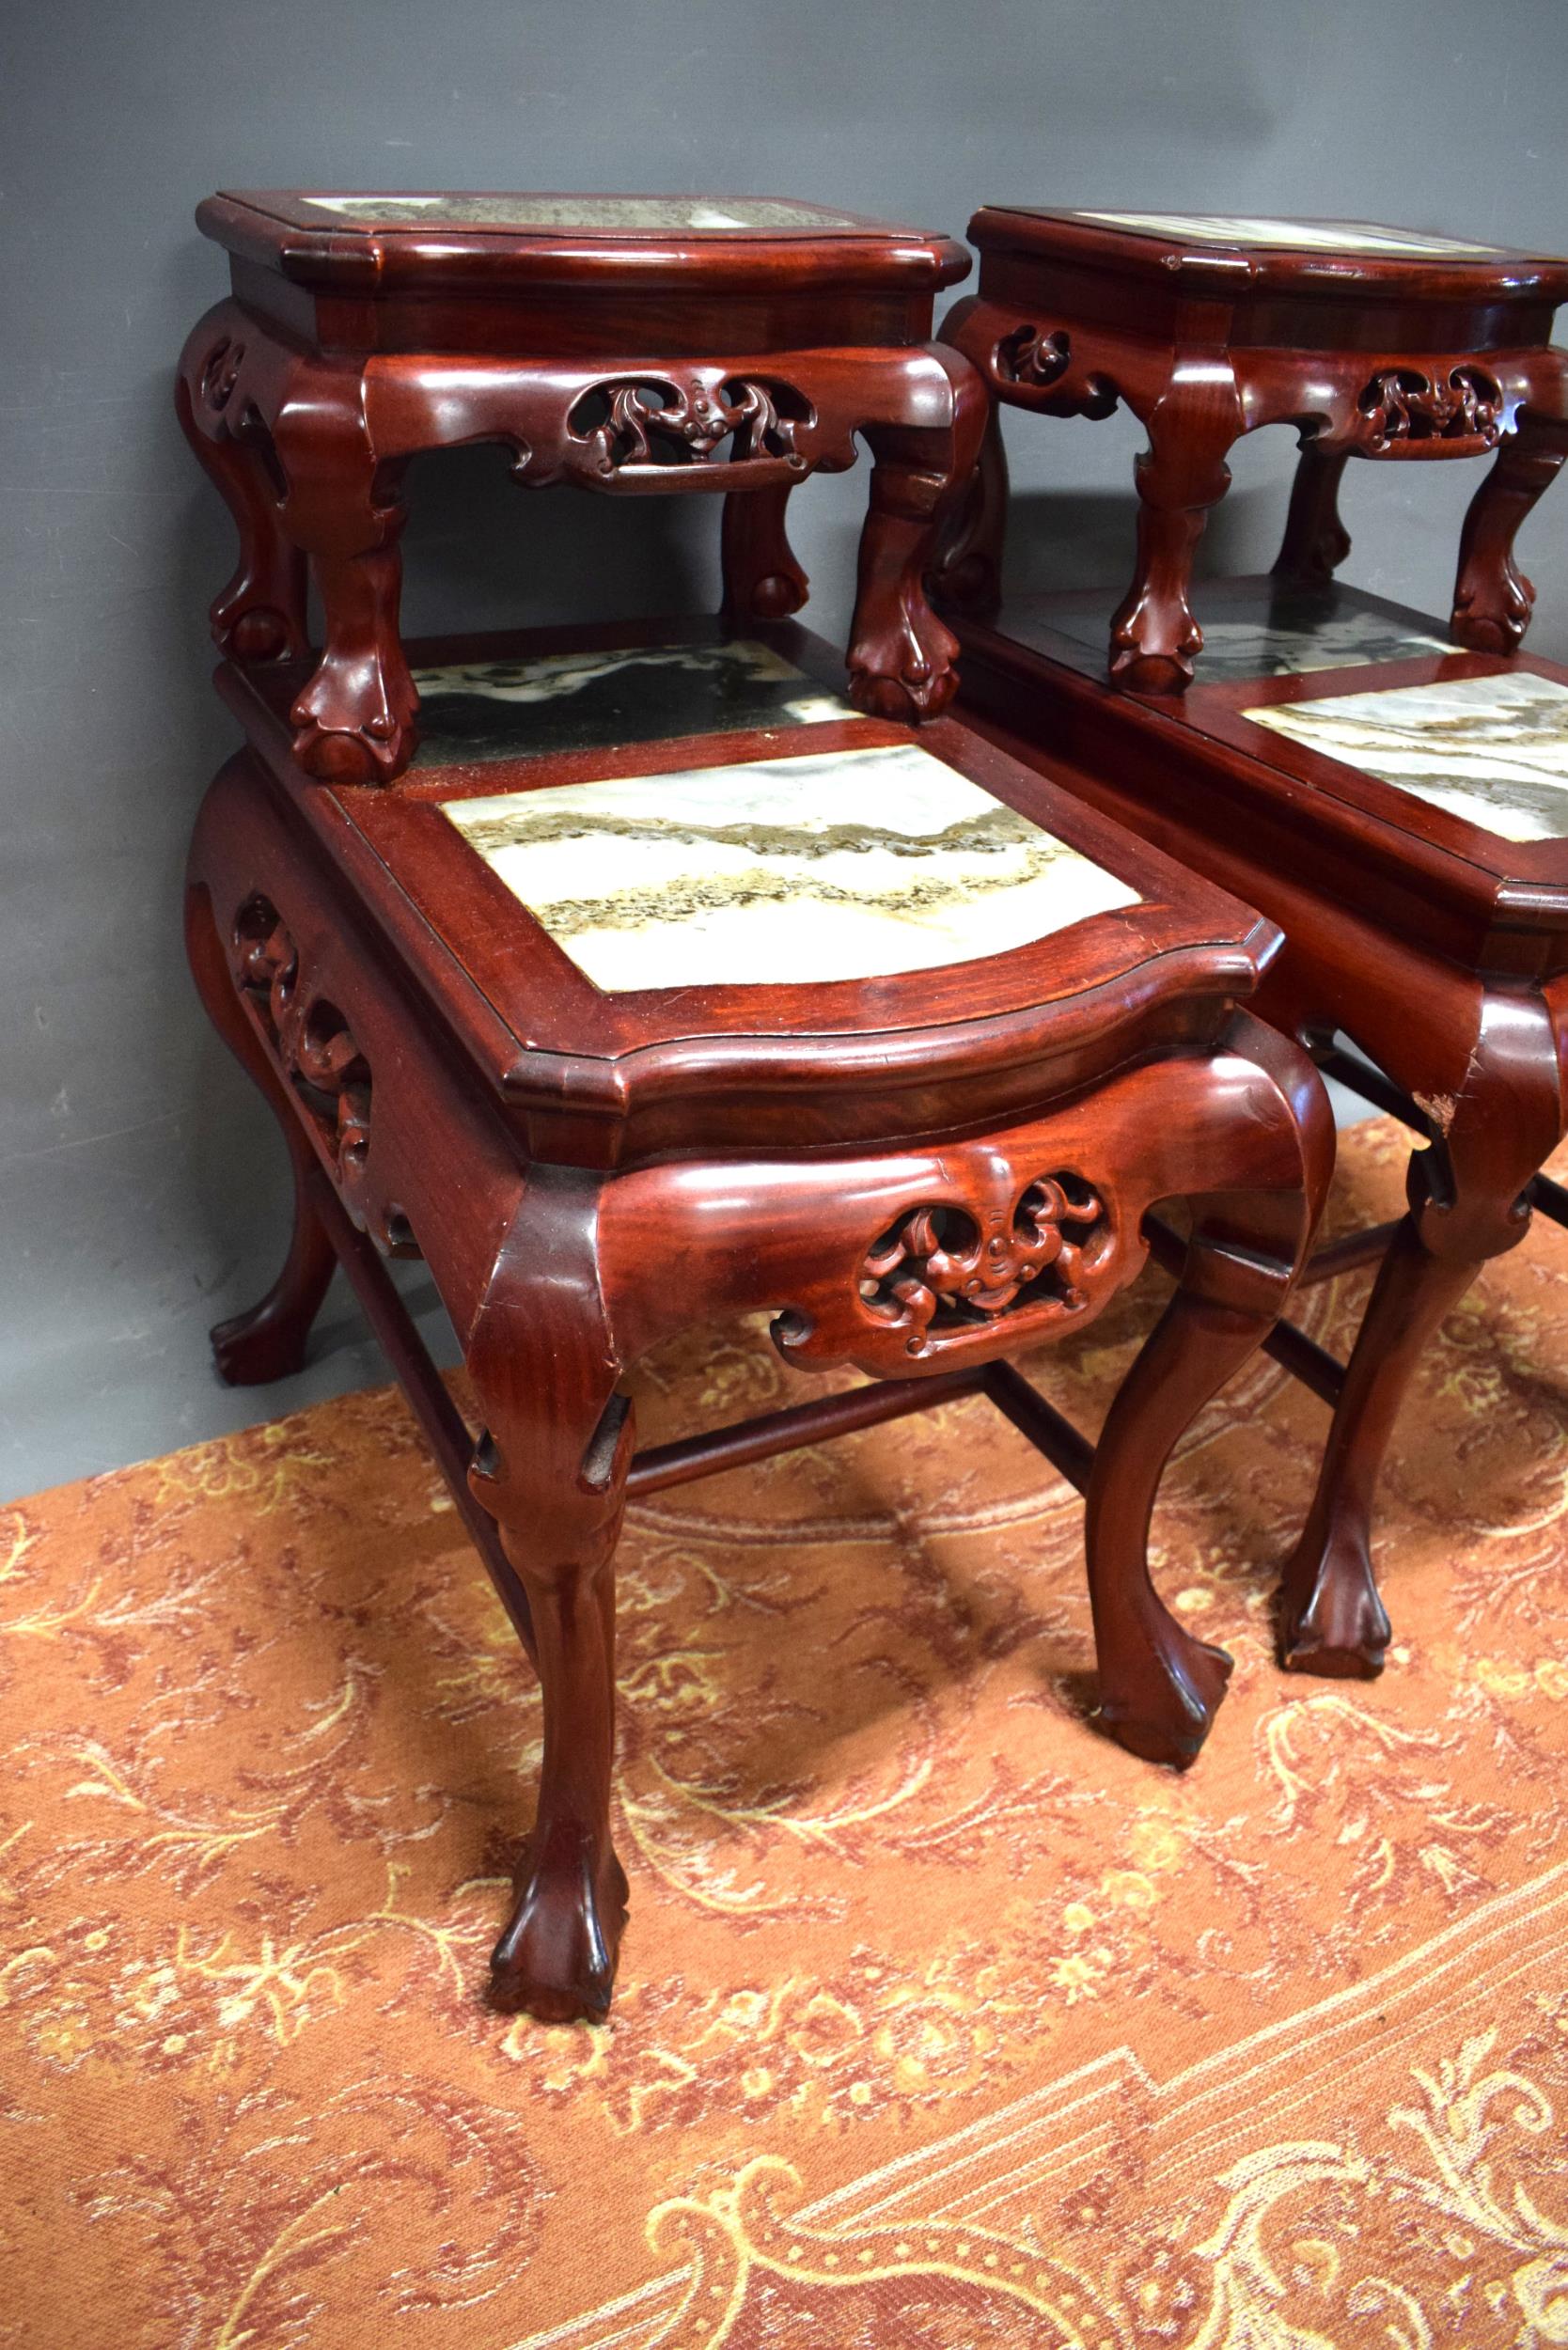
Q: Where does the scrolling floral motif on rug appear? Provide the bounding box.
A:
[3,1118,1568,2347]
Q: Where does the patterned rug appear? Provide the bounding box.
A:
[5,1117,1568,2350]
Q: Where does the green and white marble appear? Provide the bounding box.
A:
[1245,672,1568,843]
[1073,210,1499,258]
[302,195,859,231]
[443,742,1138,991]
[411,639,852,766]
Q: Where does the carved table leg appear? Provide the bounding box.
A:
[1086,1188,1304,1764]
[1450,412,1568,653]
[1271,442,1354,588]
[933,400,1009,619]
[184,880,337,1383]
[720,484,808,622]
[1109,391,1241,694]
[176,321,309,666]
[466,1176,635,2024]
[1279,995,1562,1675]
[846,357,987,720]
[274,417,419,784]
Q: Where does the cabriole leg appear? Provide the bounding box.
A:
[720,483,808,622]
[933,400,1009,618]
[467,1180,635,2024]
[275,432,418,785]
[1279,995,1562,1674]
[846,357,987,721]
[1450,412,1568,653]
[1272,442,1354,587]
[1086,1187,1305,1764]
[1109,398,1239,693]
[184,881,336,1384]
[175,321,309,665]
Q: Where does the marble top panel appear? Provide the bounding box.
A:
[1050,596,1450,682]
[411,640,853,768]
[441,743,1139,992]
[301,195,861,232]
[1072,210,1501,258]
[1244,672,1568,843]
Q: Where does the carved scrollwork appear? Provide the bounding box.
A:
[231,897,373,1200]
[200,336,245,414]
[1355,365,1504,454]
[565,375,811,478]
[991,322,1119,421]
[773,1163,1122,1375]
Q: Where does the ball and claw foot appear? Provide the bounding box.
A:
[1277,1536,1390,1680]
[847,594,962,722]
[1450,561,1536,656]
[1097,1631,1234,1767]
[289,655,420,785]
[488,1831,630,2025]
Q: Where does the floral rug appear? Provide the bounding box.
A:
[4,1117,1568,2348]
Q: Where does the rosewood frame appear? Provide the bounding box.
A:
[938,207,1568,691]
[181,609,1332,2024]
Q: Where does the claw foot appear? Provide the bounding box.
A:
[1096,1630,1233,1766]
[488,1827,629,2025]
[1451,560,1535,655]
[289,659,419,785]
[847,599,961,721]
[1107,599,1201,696]
[1278,1532,1390,1679]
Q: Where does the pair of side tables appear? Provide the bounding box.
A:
[176,190,1567,2025]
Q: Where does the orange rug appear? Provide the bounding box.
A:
[5,1117,1568,2349]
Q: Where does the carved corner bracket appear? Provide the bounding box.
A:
[773,1165,1125,1376]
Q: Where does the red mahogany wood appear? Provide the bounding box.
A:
[944,573,1568,1685]
[939,207,1568,690]
[181,602,1331,2024]
[178,189,985,784]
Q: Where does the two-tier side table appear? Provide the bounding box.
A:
[940,206,1568,690]
[177,189,989,782]
[944,562,1568,1682]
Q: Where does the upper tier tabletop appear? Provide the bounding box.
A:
[197,190,971,297]
[216,618,1278,1143]
[966,205,1568,304]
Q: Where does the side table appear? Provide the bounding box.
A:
[940,207,1568,690]
[184,611,1330,2021]
[942,566,1568,1679]
[177,190,984,782]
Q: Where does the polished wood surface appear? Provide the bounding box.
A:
[181,595,1330,2022]
[944,574,1568,1685]
[940,206,1568,689]
[178,189,984,783]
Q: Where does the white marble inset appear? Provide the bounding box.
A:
[1073,210,1500,258]
[442,743,1139,992]
[1245,672,1568,843]
[302,195,859,231]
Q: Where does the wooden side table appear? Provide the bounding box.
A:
[177,190,984,783]
[943,568,1568,1679]
[940,207,1568,690]
[182,609,1330,2022]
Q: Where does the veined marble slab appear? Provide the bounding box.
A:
[1244,672,1568,843]
[411,639,852,767]
[1073,210,1500,258]
[302,195,859,231]
[442,742,1139,992]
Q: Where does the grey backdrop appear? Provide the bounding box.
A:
[5,0,1567,1495]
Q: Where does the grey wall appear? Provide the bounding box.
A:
[5,0,1567,1495]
